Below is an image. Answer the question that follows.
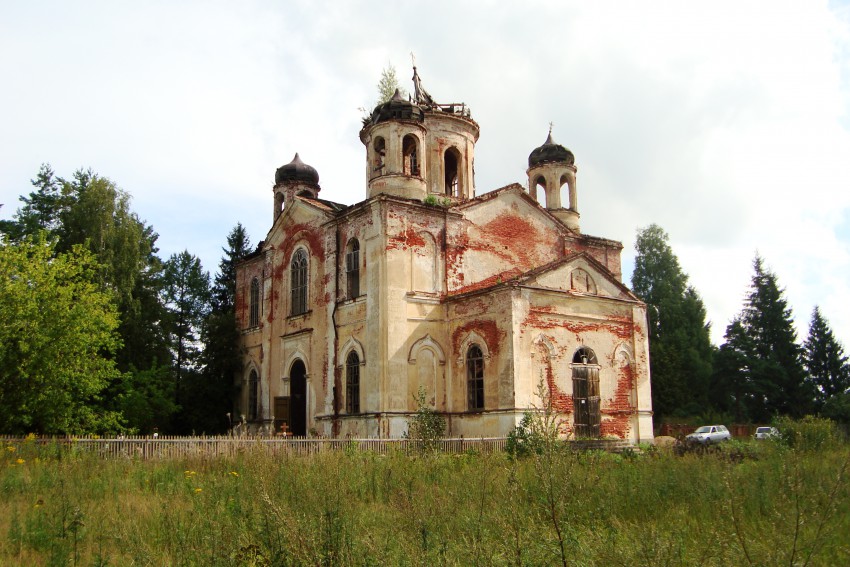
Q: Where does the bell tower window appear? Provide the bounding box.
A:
[403,134,420,177]
[444,148,460,197]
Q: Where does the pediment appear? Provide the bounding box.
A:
[521,253,638,301]
[266,197,334,244]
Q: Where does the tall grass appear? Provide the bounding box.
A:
[1,438,848,565]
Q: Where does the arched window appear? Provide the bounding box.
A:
[346,238,360,299]
[346,351,360,414]
[444,148,460,197]
[572,347,600,438]
[248,369,259,421]
[249,277,260,328]
[403,134,419,176]
[466,345,484,411]
[291,248,308,316]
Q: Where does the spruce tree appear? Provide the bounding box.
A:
[803,306,850,408]
[194,224,252,433]
[631,224,713,418]
[715,255,811,421]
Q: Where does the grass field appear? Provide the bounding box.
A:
[1,435,848,566]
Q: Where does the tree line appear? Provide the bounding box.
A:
[0,165,251,434]
[633,224,850,426]
[2,166,848,434]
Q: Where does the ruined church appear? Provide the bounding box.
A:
[235,68,653,442]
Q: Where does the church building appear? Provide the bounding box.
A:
[235,68,654,443]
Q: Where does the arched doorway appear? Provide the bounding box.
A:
[572,347,600,438]
[289,360,308,436]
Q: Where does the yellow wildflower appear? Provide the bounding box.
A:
[6,446,15,452]
[229,471,239,477]
[194,488,202,493]
[16,458,25,465]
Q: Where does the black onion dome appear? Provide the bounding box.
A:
[366,88,425,126]
[528,132,575,168]
[275,153,319,185]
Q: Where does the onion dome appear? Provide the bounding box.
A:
[365,88,425,126]
[275,153,319,185]
[528,131,575,168]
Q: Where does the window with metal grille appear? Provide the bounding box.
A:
[466,345,484,411]
[291,248,308,315]
[249,277,260,328]
[346,351,360,414]
[572,347,600,438]
[248,370,259,421]
[346,239,360,299]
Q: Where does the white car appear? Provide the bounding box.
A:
[686,425,731,445]
[753,426,779,440]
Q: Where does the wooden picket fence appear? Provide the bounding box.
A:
[0,435,509,460]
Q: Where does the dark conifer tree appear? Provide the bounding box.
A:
[803,306,850,408]
[631,224,714,418]
[189,224,253,433]
[714,255,812,421]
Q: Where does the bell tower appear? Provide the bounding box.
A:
[527,127,579,231]
[359,66,479,202]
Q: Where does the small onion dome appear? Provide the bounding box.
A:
[528,131,575,168]
[275,153,319,185]
[365,88,425,126]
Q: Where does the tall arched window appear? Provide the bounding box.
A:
[572,347,600,438]
[444,148,460,197]
[249,277,260,328]
[466,345,484,411]
[291,248,308,315]
[346,351,360,414]
[248,369,259,421]
[346,238,360,299]
[403,134,419,176]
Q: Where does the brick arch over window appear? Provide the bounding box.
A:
[456,331,491,366]
[340,337,365,364]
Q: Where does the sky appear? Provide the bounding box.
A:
[2,0,850,347]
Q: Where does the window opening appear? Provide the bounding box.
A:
[249,277,260,328]
[466,345,484,411]
[291,248,308,315]
[444,148,460,197]
[346,239,360,298]
[248,370,259,421]
[572,347,600,438]
[403,135,420,176]
[346,351,360,414]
